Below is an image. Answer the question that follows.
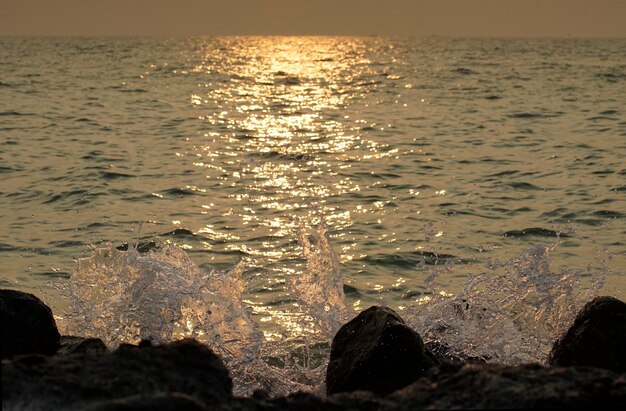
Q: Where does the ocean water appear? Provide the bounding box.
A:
[1,37,625,394]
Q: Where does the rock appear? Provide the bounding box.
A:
[326,306,438,396]
[328,390,390,411]
[0,289,60,358]
[83,392,209,411]
[388,363,625,409]
[3,334,625,410]
[253,364,625,410]
[57,336,108,356]
[2,339,232,410]
[548,296,626,372]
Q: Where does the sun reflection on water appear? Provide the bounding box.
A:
[184,37,393,336]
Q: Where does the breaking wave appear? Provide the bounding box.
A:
[61,226,608,396]
[406,241,608,364]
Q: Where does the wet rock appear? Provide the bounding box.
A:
[266,392,349,411]
[548,296,626,372]
[2,339,232,410]
[329,390,390,411]
[57,335,108,356]
[259,390,388,411]
[326,306,438,396]
[83,392,209,411]
[249,364,625,409]
[388,363,625,409]
[0,289,60,358]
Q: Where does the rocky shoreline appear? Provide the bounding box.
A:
[2,289,625,410]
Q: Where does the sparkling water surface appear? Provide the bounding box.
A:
[1,38,625,382]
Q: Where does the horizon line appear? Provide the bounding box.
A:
[2,33,626,40]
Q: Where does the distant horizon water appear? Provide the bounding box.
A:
[2,34,626,39]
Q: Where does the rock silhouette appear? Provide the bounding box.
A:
[2,339,232,410]
[2,289,626,409]
[548,296,626,372]
[326,305,438,395]
[1,289,60,358]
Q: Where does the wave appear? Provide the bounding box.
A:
[254,151,314,162]
[0,110,36,116]
[100,171,134,180]
[452,67,477,75]
[43,189,90,204]
[59,225,609,396]
[62,224,348,396]
[502,227,573,238]
[64,244,264,363]
[357,251,460,267]
[159,187,199,197]
[406,242,606,364]
[0,242,19,252]
[592,210,623,219]
[508,112,563,119]
[507,182,543,190]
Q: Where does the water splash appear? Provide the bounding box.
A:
[62,232,610,397]
[65,244,262,363]
[62,225,345,397]
[235,222,348,396]
[406,241,608,364]
[290,223,349,339]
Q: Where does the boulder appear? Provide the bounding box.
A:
[388,363,625,409]
[548,296,626,372]
[0,289,60,358]
[2,339,232,410]
[326,306,438,396]
[265,364,625,410]
[57,336,108,356]
[83,392,209,411]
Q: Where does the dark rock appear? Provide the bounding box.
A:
[233,390,390,411]
[326,306,438,396]
[266,392,348,411]
[252,389,270,400]
[58,335,108,355]
[3,336,625,410]
[329,390,390,411]
[83,392,209,411]
[388,363,625,409]
[548,296,626,372]
[2,339,232,410]
[251,363,625,410]
[262,390,389,411]
[0,289,60,358]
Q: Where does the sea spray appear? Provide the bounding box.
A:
[64,243,293,395]
[62,231,609,396]
[290,223,349,339]
[64,244,263,363]
[63,224,347,396]
[231,222,349,396]
[406,241,608,364]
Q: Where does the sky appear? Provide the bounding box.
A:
[1,0,625,37]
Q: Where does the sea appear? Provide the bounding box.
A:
[1,36,625,395]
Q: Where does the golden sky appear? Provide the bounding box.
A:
[1,0,625,37]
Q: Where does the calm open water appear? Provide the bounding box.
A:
[1,37,625,347]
